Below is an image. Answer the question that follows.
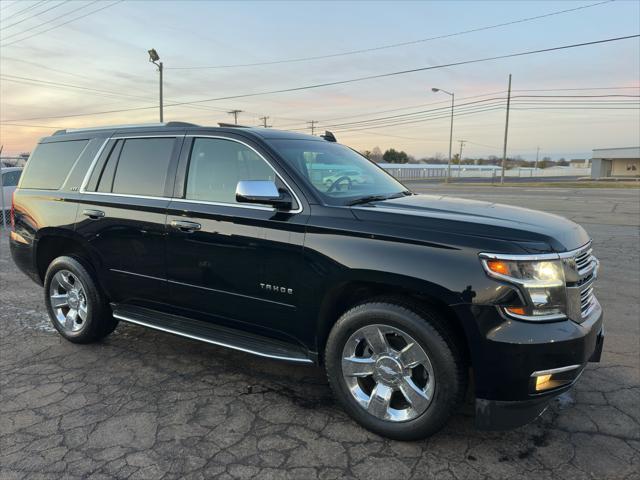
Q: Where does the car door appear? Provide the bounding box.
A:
[76,133,182,306]
[165,134,309,343]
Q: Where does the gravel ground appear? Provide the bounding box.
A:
[1,186,638,480]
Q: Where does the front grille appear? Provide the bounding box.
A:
[575,247,594,274]
[580,285,597,317]
[563,242,599,323]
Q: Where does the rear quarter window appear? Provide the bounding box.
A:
[20,140,89,190]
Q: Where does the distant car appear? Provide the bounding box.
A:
[1,167,22,223]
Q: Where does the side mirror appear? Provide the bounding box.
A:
[235,180,292,210]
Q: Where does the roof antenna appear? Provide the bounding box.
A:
[321,131,337,142]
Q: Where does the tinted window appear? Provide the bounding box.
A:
[96,141,123,193]
[2,170,21,187]
[186,138,275,203]
[112,138,174,197]
[268,139,406,206]
[20,140,88,190]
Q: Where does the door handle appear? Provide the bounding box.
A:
[170,220,201,233]
[82,209,105,220]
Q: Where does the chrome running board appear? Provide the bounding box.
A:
[112,305,313,364]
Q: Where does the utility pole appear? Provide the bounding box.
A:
[228,110,243,125]
[307,120,318,135]
[259,116,270,128]
[500,74,512,184]
[457,140,466,177]
[534,146,540,171]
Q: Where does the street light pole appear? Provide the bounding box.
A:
[148,49,163,122]
[432,88,454,183]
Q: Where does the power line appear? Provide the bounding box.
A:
[513,86,640,92]
[0,0,47,21]
[272,87,638,129]
[166,0,615,70]
[322,99,639,133]
[0,122,63,129]
[305,95,638,130]
[0,73,251,115]
[3,34,638,122]
[2,102,636,135]
[0,64,309,122]
[0,1,69,33]
[1,0,123,48]
[0,0,98,42]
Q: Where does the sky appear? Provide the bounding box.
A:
[1,0,639,159]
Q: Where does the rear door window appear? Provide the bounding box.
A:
[111,138,174,197]
[20,140,88,190]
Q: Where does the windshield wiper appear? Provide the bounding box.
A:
[347,191,409,206]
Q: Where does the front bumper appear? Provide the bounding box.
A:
[454,300,604,430]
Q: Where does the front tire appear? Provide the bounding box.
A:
[325,301,466,440]
[44,256,117,343]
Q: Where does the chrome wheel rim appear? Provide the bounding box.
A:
[49,270,88,333]
[341,324,435,422]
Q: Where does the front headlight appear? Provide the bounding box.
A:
[480,255,567,321]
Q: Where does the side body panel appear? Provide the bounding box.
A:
[73,132,184,306]
[165,132,311,347]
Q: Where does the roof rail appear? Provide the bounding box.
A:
[218,122,251,128]
[53,122,199,135]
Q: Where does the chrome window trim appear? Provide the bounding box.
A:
[80,191,171,201]
[79,138,111,193]
[170,197,275,212]
[80,135,180,195]
[59,140,92,190]
[79,134,304,214]
[185,135,303,214]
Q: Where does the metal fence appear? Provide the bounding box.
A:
[380,165,591,180]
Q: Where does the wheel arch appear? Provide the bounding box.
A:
[315,274,471,367]
[34,229,100,285]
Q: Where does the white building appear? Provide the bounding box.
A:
[591,147,640,178]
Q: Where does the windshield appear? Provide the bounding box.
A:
[268,139,408,205]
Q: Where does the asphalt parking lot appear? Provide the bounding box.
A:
[1,185,639,480]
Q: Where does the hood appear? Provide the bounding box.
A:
[351,193,590,253]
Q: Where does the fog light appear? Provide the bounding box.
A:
[535,374,552,391]
[530,364,583,393]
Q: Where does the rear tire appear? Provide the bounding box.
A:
[325,300,466,440]
[44,256,118,343]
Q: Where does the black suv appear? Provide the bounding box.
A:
[10,122,604,440]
